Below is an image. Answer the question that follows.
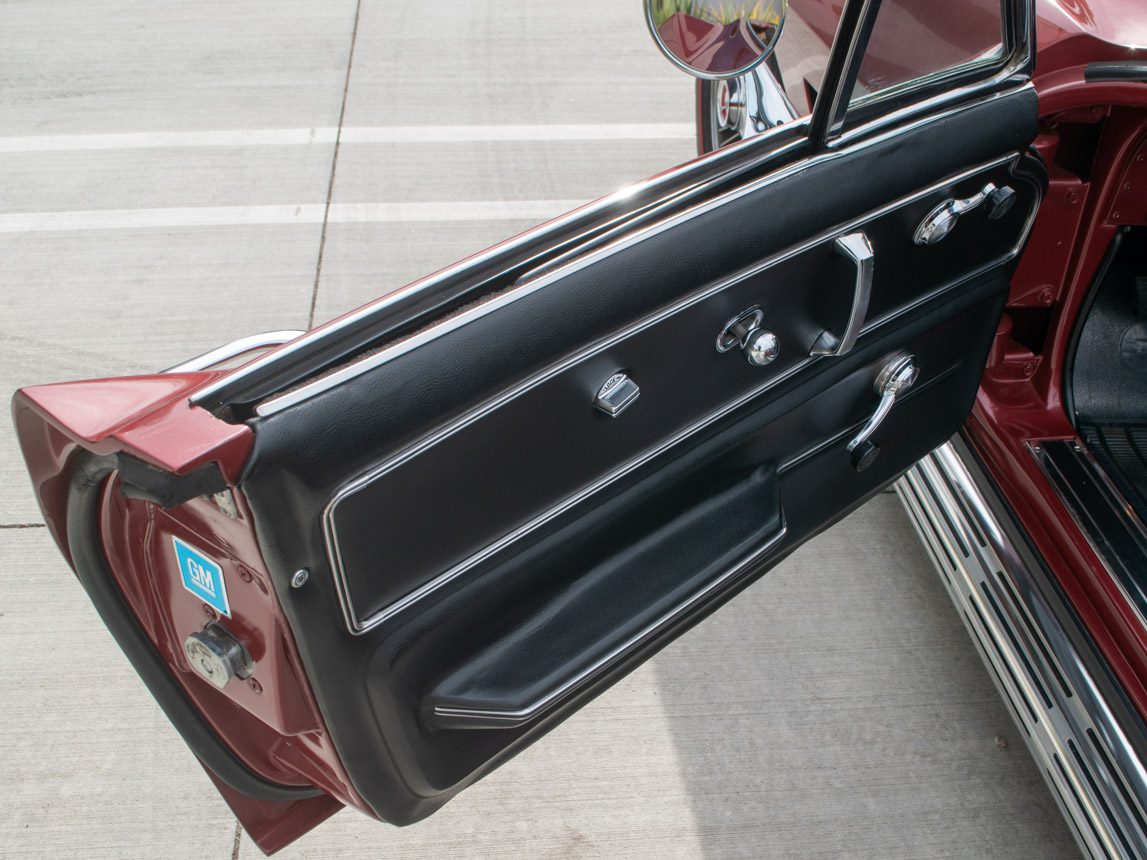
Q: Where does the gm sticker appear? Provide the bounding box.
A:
[173,537,231,617]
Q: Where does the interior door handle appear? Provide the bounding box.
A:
[810,231,873,357]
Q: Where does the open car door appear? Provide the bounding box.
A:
[13,0,1042,852]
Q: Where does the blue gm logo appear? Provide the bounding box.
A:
[173,537,231,617]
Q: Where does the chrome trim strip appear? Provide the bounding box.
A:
[1029,440,1147,639]
[432,522,788,728]
[831,76,1029,151]
[163,331,305,374]
[897,440,1147,860]
[193,83,1034,417]
[822,0,879,137]
[187,121,810,413]
[258,115,1036,419]
[326,153,1037,635]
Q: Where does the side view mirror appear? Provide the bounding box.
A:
[645,0,787,79]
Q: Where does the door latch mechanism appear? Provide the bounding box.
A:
[716,306,779,367]
[184,622,254,689]
[914,183,1017,245]
[847,352,919,471]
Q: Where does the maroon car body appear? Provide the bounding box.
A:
[12,0,1147,854]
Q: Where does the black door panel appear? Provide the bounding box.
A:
[326,156,1034,634]
[374,275,1007,796]
[238,88,1043,824]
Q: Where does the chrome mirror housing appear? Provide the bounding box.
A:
[645,0,787,80]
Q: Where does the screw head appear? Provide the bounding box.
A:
[290,569,309,589]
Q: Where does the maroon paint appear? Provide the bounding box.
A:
[657,13,771,77]
[12,376,372,848]
[11,0,1147,849]
[964,27,1147,722]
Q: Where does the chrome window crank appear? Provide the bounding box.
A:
[914,182,1017,246]
[847,352,919,471]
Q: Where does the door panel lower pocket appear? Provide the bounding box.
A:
[424,463,784,730]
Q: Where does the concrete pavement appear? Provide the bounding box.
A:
[0,2,1079,858]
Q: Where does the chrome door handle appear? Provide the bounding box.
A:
[810,231,873,358]
[913,182,1017,245]
[847,352,919,471]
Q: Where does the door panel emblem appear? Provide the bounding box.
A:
[173,537,231,617]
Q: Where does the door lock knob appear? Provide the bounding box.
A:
[717,306,779,366]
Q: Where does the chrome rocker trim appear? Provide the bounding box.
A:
[896,439,1147,860]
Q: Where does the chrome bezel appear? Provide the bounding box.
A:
[642,0,789,82]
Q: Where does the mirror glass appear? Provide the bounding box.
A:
[646,0,787,79]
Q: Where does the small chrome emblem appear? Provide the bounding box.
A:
[594,372,640,417]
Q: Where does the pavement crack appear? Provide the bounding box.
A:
[230,819,243,860]
[308,0,364,330]
[0,523,46,529]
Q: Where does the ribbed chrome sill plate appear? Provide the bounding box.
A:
[896,440,1147,860]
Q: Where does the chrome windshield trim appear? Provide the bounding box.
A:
[898,439,1147,860]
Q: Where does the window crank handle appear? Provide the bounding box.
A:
[847,353,919,471]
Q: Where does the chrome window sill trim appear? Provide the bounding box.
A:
[897,440,1147,860]
[193,82,1035,418]
[323,152,1038,635]
[188,121,810,415]
[163,331,305,374]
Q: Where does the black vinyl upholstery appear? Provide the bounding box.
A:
[239,87,1042,824]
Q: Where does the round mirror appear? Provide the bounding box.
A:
[645,0,786,80]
